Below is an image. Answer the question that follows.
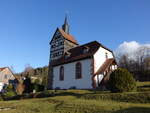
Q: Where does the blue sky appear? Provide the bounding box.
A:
[0,0,150,73]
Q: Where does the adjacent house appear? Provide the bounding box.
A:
[48,17,117,89]
[0,67,15,92]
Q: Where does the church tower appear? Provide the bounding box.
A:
[49,16,78,61]
[48,17,78,89]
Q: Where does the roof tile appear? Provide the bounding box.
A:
[58,29,78,44]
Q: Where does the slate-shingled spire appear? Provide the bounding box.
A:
[62,15,69,34]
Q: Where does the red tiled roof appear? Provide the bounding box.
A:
[58,29,78,44]
[94,58,116,75]
[0,67,7,72]
[50,28,78,45]
[51,41,102,66]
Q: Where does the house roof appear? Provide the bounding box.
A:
[51,41,113,66]
[0,67,22,82]
[0,67,16,77]
[0,67,7,72]
[50,28,78,45]
[94,58,116,75]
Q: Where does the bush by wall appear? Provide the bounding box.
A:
[108,68,136,92]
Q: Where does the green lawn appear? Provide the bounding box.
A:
[0,92,150,113]
[0,95,150,113]
[0,81,150,113]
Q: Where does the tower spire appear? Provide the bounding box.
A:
[62,15,69,34]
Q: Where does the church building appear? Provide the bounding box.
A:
[48,17,117,89]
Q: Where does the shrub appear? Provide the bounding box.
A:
[33,84,45,92]
[108,68,136,92]
[34,79,41,84]
[3,84,17,99]
[23,76,32,93]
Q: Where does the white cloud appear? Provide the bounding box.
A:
[115,41,150,60]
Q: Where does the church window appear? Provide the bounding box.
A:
[75,62,82,79]
[59,66,64,81]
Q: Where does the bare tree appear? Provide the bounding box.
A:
[10,65,16,74]
[23,64,34,76]
[135,46,150,71]
[116,45,150,81]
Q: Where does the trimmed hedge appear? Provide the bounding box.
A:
[3,90,54,101]
[1,89,150,104]
[81,91,150,103]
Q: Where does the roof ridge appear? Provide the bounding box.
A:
[68,41,100,51]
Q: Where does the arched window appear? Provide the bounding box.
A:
[75,62,82,79]
[59,66,64,81]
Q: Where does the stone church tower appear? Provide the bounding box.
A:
[47,17,78,89]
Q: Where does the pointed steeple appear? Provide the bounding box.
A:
[62,15,69,34]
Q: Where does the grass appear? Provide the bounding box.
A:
[0,91,150,113]
[0,81,150,113]
[0,95,150,113]
[137,81,150,87]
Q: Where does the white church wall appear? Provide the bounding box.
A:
[94,47,114,73]
[53,58,93,89]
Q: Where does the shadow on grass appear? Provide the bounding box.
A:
[2,90,94,101]
[53,89,110,98]
[141,85,150,88]
[114,107,150,113]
